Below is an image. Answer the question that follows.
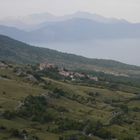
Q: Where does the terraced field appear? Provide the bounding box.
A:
[0,63,140,140]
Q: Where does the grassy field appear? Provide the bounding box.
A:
[0,64,140,140]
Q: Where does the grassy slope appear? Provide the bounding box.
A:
[0,65,140,140]
[0,34,140,76]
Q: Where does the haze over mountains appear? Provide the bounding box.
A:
[0,11,140,66]
[0,11,130,29]
[0,11,140,43]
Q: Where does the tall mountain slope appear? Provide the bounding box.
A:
[0,35,140,76]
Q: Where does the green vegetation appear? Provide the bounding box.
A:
[0,61,140,140]
[0,35,140,140]
[1,34,140,77]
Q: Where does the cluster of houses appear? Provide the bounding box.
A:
[0,61,98,82]
[58,68,98,81]
[39,62,98,82]
[39,62,55,70]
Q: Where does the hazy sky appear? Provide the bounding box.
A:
[0,0,140,23]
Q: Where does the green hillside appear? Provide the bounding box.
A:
[0,34,140,76]
[0,62,140,140]
[0,35,140,139]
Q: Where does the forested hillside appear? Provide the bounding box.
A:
[0,35,140,77]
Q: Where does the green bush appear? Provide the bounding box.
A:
[3,110,16,120]
[18,95,54,123]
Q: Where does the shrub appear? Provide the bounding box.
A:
[10,129,22,138]
[3,110,16,120]
[132,107,140,112]
[60,134,90,140]
[95,128,115,139]
[18,95,53,123]
[83,120,103,135]
[110,114,124,125]
[120,104,129,113]
[57,118,83,131]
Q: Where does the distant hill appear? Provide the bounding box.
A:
[0,25,28,42]
[29,18,140,42]
[0,34,140,76]
[0,12,140,43]
[0,11,129,28]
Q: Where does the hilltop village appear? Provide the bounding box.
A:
[39,62,98,82]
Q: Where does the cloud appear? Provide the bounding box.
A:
[0,0,139,22]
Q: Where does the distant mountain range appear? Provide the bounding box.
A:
[0,11,129,28]
[0,12,140,43]
[0,35,140,76]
